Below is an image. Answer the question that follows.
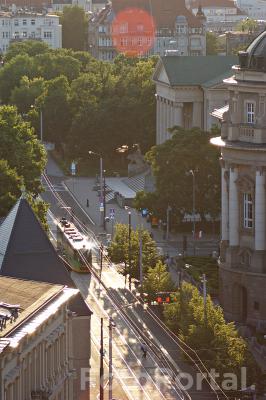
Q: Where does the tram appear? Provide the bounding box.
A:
[57,217,93,273]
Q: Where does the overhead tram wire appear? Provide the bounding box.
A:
[42,172,229,400]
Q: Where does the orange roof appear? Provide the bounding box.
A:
[112,0,203,28]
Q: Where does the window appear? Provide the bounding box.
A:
[14,19,18,26]
[30,32,35,38]
[247,102,255,124]
[243,193,253,228]
[23,19,27,25]
[44,31,52,38]
[31,19,35,25]
[22,31,27,38]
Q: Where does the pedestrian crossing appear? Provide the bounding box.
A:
[43,183,66,192]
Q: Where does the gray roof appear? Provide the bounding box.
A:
[155,55,238,86]
[0,198,91,316]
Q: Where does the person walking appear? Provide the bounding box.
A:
[141,343,147,358]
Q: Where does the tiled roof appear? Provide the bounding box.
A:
[111,0,203,28]
[154,55,237,86]
[0,198,92,317]
[191,0,236,7]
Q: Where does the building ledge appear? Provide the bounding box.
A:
[219,260,266,277]
[210,136,266,151]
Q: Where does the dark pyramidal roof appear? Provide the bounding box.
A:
[0,197,91,316]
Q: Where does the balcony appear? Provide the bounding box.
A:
[228,123,266,144]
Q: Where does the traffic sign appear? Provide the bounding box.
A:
[71,161,76,176]
[100,202,104,212]
[109,208,115,219]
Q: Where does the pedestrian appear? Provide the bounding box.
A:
[141,343,147,358]
[86,198,89,208]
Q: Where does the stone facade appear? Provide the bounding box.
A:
[0,278,78,400]
[211,31,266,330]
[153,55,237,145]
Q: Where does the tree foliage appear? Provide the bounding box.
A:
[237,18,259,34]
[135,127,220,223]
[163,282,257,386]
[61,6,88,51]
[143,260,174,298]
[0,105,47,223]
[206,32,218,55]
[108,223,159,279]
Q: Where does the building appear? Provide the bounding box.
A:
[0,276,78,400]
[153,55,237,145]
[92,0,107,12]
[88,0,206,62]
[189,0,247,33]
[225,30,257,55]
[0,9,62,54]
[52,0,92,13]
[211,31,266,329]
[0,197,92,399]
[236,0,266,20]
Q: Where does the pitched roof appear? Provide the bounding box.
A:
[190,0,236,8]
[0,198,91,316]
[111,0,203,28]
[154,55,237,86]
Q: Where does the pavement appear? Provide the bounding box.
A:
[63,175,220,258]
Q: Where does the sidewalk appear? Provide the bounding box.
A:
[64,176,220,257]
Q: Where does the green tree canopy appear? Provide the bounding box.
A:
[237,18,259,33]
[143,260,174,299]
[61,6,88,51]
[0,159,22,217]
[163,282,257,386]
[108,223,159,279]
[135,127,220,223]
[206,32,218,55]
[4,40,49,62]
[0,105,46,195]
[10,76,45,114]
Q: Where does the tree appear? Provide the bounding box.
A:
[163,282,257,386]
[206,32,218,55]
[0,54,37,103]
[4,40,49,62]
[108,223,159,279]
[61,6,88,51]
[0,160,22,217]
[237,18,259,34]
[136,127,221,223]
[143,260,174,299]
[36,76,71,147]
[0,105,46,195]
[35,53,81,81]
[10,76,45,114]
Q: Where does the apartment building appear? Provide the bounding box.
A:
[0,9,61,53]
[88,0,206,61]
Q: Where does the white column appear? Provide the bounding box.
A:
[229,165,239,246]
[192,101,202,128]
[255,168,266,250]
[166,100,172,139]
[173,102,183,127]
[156,95,160,145]
[170,101,175,128]
[221,165,229,241]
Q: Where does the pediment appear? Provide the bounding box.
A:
[235,175,255,193]
[153,60,170,85]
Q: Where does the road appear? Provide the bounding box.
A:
[42,154,227,400]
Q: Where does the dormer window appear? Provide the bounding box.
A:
[246,102,255,124]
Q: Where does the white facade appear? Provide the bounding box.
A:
[191,4,246,32]
[0,11,62,53]
[0,285,78,400]
[52,0,92,13]
[236,0,266,20]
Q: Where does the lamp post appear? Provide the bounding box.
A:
[89,150,104,228]
[189,170,196,256]
[40,108,43,142]
[128,211,132,291]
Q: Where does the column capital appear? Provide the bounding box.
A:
[256,166,266,175]
[229,163,239,172]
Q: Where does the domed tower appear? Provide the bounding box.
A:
[211,31,266,329]
[196,3,206,25]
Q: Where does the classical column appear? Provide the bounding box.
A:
[229,165,239,246]
[255,168,266,251]
[173,102,183,127]
[156,95,160,145]
[192,101,202,128]
[170,101,175,128]
[221,160,229,242]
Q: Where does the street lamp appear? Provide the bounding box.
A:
[88,150,104,228]
[189,169,196,256]
[128,210,132,291]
